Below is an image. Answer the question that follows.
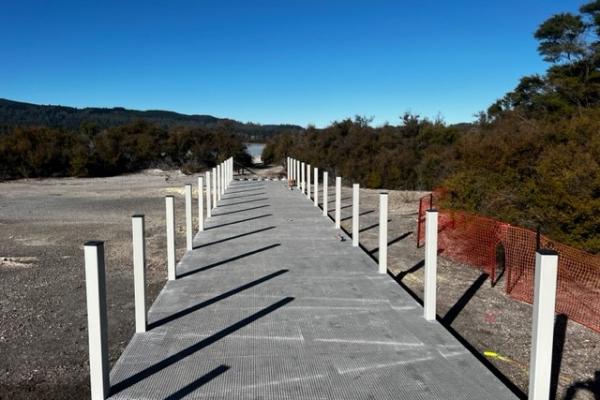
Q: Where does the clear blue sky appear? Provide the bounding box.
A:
[0,0,585,127]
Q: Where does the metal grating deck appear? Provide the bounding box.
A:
[107,180,517,399]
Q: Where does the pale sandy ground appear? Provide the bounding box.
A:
[0,166,598,399]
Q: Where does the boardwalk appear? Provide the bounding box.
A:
[108,180,517,399]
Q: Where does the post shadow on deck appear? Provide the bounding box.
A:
[212,204,270,217]
[177,243,281,278]
[193,226,276,250]
[205,213,272,230]
[109,297,294,396]
[149,269,288,329]
[164,365,230,400]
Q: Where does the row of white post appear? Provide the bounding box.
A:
[287,157,387,271]
[83,157,234,400]
[287,156,559,400]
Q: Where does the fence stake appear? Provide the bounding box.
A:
[83,240,109,400]
[132,215,146,333]
[335,177,341,228]
[424,209,438,321]
[323,172,328,216]
[379,193,388,274]
[166,196,176,280]
[314,168,319,206]
[528,249,559,400]
[352,183,360,247]
[301,162,305,193]
[206,171,211,218]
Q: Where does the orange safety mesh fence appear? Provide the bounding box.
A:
[416,192,600,333]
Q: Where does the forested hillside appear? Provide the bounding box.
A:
[263,1,600,253]
[0,99,303,141]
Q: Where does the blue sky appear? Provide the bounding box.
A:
[0,0,586,127]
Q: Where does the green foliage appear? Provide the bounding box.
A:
[0,121,251,180]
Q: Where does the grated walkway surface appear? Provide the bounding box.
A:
[108,180,517,399]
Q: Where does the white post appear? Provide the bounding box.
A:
[528,249,559,400]
[166,196,176,281]
[287,157,290,180]
[307,164,311,199]
[352,183,360,247]
[198,177,204,232]
[301,162,306,193]
[212,167,217,208]
[379,193,388,274]
[83,241,109,400]
[424,209,438,321]
[314,167,319,206]
[132,215,146,333]
[185,184,193,251]
[217,164,222,201]
[323,172,328,217]
[335,177,341,228]
[221,163,225,194]
[297,160,301,189]
[206,171,212,218]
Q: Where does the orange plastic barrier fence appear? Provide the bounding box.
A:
[416,193,600,333]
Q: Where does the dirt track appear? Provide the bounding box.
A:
[0,167,598,399]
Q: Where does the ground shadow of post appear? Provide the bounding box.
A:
[110,297,294,396]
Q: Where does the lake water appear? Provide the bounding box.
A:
[245,143,265,163]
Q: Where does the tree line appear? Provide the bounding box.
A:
[262,2,600,253]
[0,121,252,179]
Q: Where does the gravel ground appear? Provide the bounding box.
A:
[0,168,598,399]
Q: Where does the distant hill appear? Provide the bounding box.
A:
[0,98,303,141]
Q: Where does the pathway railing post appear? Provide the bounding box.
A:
[212,167,217,208]
[379,193,388,274]
[185,184,193,251]
[301,162,305,193]
[132,215,146,333]
[221,162,225,194]
[307,164,312,199]
[352,183,360,247]
[424,209,438,321]
[166,195,176,280]
[83,240,109,400]
[335,177,341,229]
[206,171,212,218]
[528,249,559,400]
[198,177,204,232]
[323,171,328,216]
[217,164,222,201]
[314,167,319,206]
[297,160,301,189]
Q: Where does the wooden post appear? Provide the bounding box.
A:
[198,177,204,232]
[206,171,212,218]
